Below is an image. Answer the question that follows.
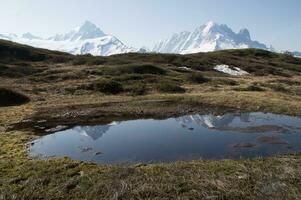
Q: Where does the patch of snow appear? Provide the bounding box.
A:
[178,66,191,71]
[214,64,249,76]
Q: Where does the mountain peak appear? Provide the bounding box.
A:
[201,21,233,36]
[22,32,40,40]
[202,21,218,34]
[73,20,106,40]
[205,21,217,28]
[238,28,251,40]
[48,21,106,41]
[81,20,96,27]
[78,21,98,31]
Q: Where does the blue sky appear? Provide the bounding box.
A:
[0,0,300,51]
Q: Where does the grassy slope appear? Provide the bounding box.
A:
[0,40,301,199]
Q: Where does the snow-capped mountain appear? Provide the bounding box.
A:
[292,51,301,58]
[48,21,106,41]
[0,21,136,56]
[1,20,300,57]
[153,21,271,54]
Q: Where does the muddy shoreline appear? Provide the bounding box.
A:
[11,99,241,135]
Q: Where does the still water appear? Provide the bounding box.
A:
[29,112,301,164]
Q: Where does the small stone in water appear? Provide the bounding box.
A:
[94,152,102,156]
[232,143,256,148]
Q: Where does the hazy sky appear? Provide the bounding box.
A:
[0,0,300,51]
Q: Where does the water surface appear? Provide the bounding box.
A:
[29,112,301,164]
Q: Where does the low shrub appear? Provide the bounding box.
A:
[0,64,42,78]
[157,83,185,93]
[234,85,265,92]
[103,64,167,75]
[269,84,288,93]
[0,88,30,107]
[212,78,239,86]
[253,67,292,77]
[86,58,107,65]
[187,73,210,84]
[85,80,124,94]
[113,74,152,82]
[72,56,91,65]
[128,83,147,96]
[268,79,300,86]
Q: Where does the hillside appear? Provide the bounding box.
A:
[1,40,301,199]
[1,38,300,73]
[0,39,71,62]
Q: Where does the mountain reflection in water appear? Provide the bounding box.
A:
[76,122,120,140]
[176,113,250,129]
[71,113,296,141]
[175,113,292,133]
[29,112,301,163]
[76,113,247,141]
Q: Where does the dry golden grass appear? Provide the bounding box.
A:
[1,45,301,199]
[1,76,301,199]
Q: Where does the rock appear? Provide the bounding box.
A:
[94,151,102,156]
[21,119,33,123]
[79,171,84,177]
[232,143,256,148]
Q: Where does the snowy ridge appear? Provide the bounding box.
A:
[153,21,271,54]
[0,21,136,56]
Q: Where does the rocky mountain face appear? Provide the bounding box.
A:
[153,21,271,54]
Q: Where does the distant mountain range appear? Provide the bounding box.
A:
[292,51,301,57]
[0,21,300,57]
[0,21,139,56]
